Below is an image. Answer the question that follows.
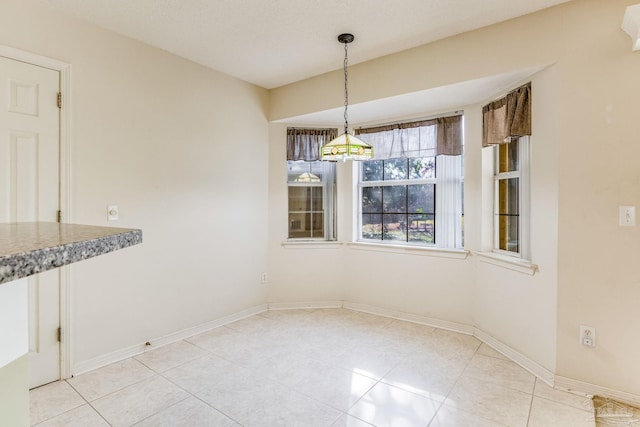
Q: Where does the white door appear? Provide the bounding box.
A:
[0,56,61,388]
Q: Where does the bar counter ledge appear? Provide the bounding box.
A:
[0,222,143,285]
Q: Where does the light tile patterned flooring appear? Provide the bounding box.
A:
[30,309,596,426]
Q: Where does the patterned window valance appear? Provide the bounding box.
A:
[482,83,531,147]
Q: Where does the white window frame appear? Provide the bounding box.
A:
[493,136,530,260]
[356,155,463,249]
[287,161,336,241]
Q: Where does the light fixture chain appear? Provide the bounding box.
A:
[343,40,349,134]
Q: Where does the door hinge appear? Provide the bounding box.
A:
[57,327,62,342]
[56,210,62,223]
[57,92,62,109]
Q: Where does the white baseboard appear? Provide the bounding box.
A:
[267,300,343,310]
[343,301,475,335]
[555,375,640,408]
[72,304,268,376]
[473,328,555,386]
[73,342,147,378]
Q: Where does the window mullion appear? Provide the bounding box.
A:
[494,171,520,181]
[361,178,434,187]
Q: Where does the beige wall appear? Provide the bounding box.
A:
[267,124,349,304]
[554,1,640,395]
[269,0,640,398]
[1,0,269,366]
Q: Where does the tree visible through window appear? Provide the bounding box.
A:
[361,158,436,243]
[356,115,464,249]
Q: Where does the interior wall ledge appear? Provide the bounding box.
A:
[475,251,538,275]
[622,4,640,51]
[347,242,470,259]
[281,241,343,249]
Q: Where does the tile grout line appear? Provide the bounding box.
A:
[224,310,388,426]
[157,362,245,426]
[525,378,536,427]
[126,394,194,427]
[64,379,114,427]
[425,340,500,426]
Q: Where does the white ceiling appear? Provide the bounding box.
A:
[40,0,571,89]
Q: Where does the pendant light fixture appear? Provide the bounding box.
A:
[320,33,373,162]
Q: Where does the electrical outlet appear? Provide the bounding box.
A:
[580,325,596,347]
[261,273,268,283]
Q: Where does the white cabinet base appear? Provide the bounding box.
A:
[0,278,28,368]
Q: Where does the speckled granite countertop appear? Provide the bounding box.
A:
[0,222,142,285]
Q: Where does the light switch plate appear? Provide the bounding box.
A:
[619,206,636,227]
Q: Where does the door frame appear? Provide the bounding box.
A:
[0,45,72,380]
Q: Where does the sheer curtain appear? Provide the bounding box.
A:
[286,128,338,161]
[436,155,463,249]
[355,115,463,160]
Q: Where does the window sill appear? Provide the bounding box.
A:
[475,251,538,275]
[281,241,343,249]
[348,242,469,259]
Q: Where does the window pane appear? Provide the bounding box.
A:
[288,213,310,238]
[362,160,383,181]
[498,178,519,215]
[312,213,324,238]
[287,161,330,182]
[498,215,519,252]
[287,161,310,182]
[309,162,327,181]
[288,187,311,212]
[408,214,434,243]
[498,140,519,173]
[409,157,436,179]
[384,158,408,180]
[383,213,407,241]
[311,187,323,211]
[497,178,519,252]
[408,184,435,213]
[362,213,382,240]
[287,159,335,241]
[383,186,407,213]
[461,183,465,246]
[362,187,382,213]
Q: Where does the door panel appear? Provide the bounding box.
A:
[0,56,61,388]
